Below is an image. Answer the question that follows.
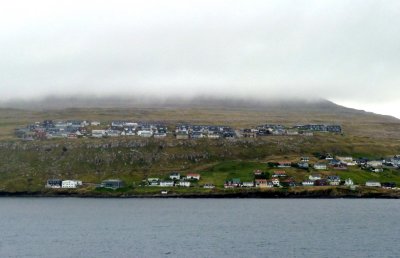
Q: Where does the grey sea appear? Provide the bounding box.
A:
[0,198,399,258]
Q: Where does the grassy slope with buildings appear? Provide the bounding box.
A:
[0,98,400,197]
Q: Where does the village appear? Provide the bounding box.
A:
[15,119,342,140]
[45,154,400,193]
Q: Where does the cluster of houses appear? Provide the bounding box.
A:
[241,123,342,137]
[46,179,83,189]
[92,121,168,138]
[223,170,397,189]
[174,124,235,139]
[15,120,168,140]
[145,173,205,188]
[15,120,342,141]
[46,178,124,189]
[44,153,400,191]
[310,154,400,172]
[223,170,347,188]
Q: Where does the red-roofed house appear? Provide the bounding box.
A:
[186,173,201,180]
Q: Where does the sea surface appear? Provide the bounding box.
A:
[0,198,399,258]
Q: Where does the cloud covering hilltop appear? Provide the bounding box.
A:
[0,1,399,117]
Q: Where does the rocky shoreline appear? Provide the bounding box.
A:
[1,187,399,199]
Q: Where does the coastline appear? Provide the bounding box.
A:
[1,187,399,199]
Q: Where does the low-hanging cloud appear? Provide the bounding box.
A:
[0,0,399,115]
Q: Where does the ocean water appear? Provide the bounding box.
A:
[0,198,399,258]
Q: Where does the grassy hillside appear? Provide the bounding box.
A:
[0,98,399,193]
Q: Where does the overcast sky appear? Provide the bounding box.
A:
[0,0,399,117]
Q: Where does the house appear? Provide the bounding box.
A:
[242,182,254,187]
[255,179,267,188]
[178,181,191,187]
[242,129,257,138]
[169,173,181,180]
[344,178,354,186]
[271,178,280,186]
[272,171,287,177]
[314,163,327,170]
[191,132,205,139]
[105,130,121,137]
[327,175,341,186]
[336,156,357,166]
[325,153,334,160]
[356,157,369,166]
[203,184,215,189]
[101,179,124,189]
[208,133,220,139]
[186,173,201,180]
[61,180,82,188]
[365,181,381,187]
[91,121,101,126]
[302,180,314,186]
[329,159,342,166]
[301,157,310,162]
[277,161,291,168]
[91,130,106,138]
[298,162,309,169]
[309,174,322,181]
[147,178,160,186]
[367,160,383,167]
[286,130,299,135]
[390,156,400,167]
[137,130,153,137]
[46,179,62,188]
[159,181,174,187]
[154,132,167,138]
[224,178,241,188]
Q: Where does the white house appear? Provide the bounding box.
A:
[61,180,82,188]
[365,181,381,187]
[314,163,327,170]
[169,173,181,180]
[309,174,322,181]
[336,156,357,166]
[302,180,314,186]
[147,178,159,186]
[137,130,153,137]
[301,157,310,162]
[159,181,174,187]
[208,133,220,139]
[91,121,101,126]
[92,130,105,138]
[179,181,191,187]
[367,160,383,167]
[186,173,201,180]
[242,182,254,187]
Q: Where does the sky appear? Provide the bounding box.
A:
[0,0,399,118]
